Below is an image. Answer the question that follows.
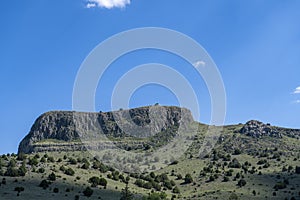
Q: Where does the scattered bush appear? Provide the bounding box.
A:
[83,187,93,197]
[184,174,193,184]
[39,180,51,189]
[48,172,56,181]
[64,168,75,176]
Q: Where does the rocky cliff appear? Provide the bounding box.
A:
[18,106,194,154]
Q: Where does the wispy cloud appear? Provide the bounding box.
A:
[193,60,206,68]
[86,0,131,9]
[293,86,300,94]
[86,3,96,8]
[292,100,300,104]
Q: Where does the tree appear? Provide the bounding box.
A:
[296,166,300,174]
[48,172,56,181]
[99,178,107,187]
[89,176,100,187]
[65,168,75,176]
[18,163,27,176]
[39,180,50,189]
[120,183,133,200]
[83,187,93,197]
[17,153,27,161]
[184,174,193,184]
[237,179,246,187]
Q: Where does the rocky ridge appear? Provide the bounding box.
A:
[18,106,194,154]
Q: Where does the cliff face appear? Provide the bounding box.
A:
[18,106,194,154]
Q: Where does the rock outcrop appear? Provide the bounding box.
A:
[240,120,282,138]
[18,106,194,154]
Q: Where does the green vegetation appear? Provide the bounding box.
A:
[0,121,300,199]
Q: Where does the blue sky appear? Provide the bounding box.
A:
[0,0,300,154]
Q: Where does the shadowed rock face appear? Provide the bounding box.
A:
[18,106,194,154]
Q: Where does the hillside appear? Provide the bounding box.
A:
[1,106,300,200]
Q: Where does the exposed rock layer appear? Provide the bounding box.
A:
[18,106,194,154]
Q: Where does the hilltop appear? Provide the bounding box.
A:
[0,106,299,200]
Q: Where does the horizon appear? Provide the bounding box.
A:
[1,0,300,154]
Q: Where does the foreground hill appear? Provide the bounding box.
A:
[0,106,299,199]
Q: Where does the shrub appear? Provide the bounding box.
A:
[53,188,59,193]
[296,166,300,174]
[69,158,77,165]
[5,167,19,177]
[47,157,55,162]
[173,186,180,194]
[39,180,50,189]
[234,148,242,155]
[184,174,193,184]
[223,176,229,182]
[229,158,241,168]
[14,187,24,193]
[17,153,27,161]
[237,179,246,187]
[38,168,45,173]
[65,168,75,176]
[274,182,287,190]
[99,178,107,187]
[18,163,27,176]
[83,187,93,197]
[28,157,38,166]
[143,192,167,200]
[48,172,56,181]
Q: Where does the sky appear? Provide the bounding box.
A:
[0,0,300,154]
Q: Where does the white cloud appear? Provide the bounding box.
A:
[86,3,96,8]
[293,86,300,94]
[86,0,131,9]
[193,60,206,68]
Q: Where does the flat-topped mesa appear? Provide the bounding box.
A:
[18,106,194,154]
[239,120,282,138]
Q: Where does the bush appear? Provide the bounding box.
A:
[83,187,93,197]
[99,178,107,187]
[296,166,300,174]
[39,180,50,189]
[18,163,27,176]
[14,187,24,193]
[69,158,77,165]
[143,192,167,200]
[234,148,242,155]
[173,186,180,194]
[223,176,230,182]
[38,168,45,173]
[65,168,75,176]
[274,182,287,190]
[5,167,19,177]
[237,179,246,187]
[53,188,59,193]
[17,153,27,161]
[229,158,241,168]
[48,172,56,181]
[28,157,39,166]
[184,174,193,184]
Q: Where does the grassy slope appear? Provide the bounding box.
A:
[1,123,300,200]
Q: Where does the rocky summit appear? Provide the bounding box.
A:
[18,106,194,154]
[239,120,281,138]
